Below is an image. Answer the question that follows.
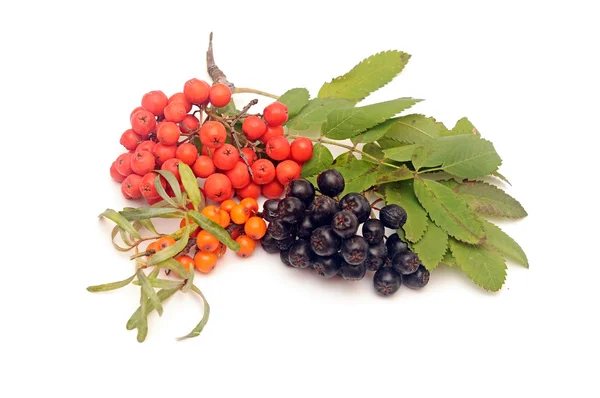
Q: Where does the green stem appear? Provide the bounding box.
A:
[233,87,279,100]
[308,137,405,170]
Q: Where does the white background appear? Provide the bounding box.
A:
[1,1,599,397]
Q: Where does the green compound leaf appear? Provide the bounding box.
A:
[412,219,448,271]
[413,178,485,244]
[99,209,141,239]
[318,50,411,103]
[384,114,439,144]
[383,181,428,243]
[286,98,353,131]
[177,284,211,341]
[322,98,421,140]
[300,143,333,178]
[178,162,203,211]
[187,210,240,251]
[481,219,529,268]
[137,268,163,316]
[449,238,507,292]
[278,88,310,119]
[444,180,527,219]
[147,226,190,266]
[86,272,136,292]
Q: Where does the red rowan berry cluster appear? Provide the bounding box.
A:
[110,79,313,205]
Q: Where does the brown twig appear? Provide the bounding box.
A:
[206,32,234,91]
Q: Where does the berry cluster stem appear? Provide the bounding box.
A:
[233,87,279,100]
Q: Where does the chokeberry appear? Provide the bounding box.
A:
[278,197,305,224]
[339,261,366,281]
[309,195,339,226]
[262,199,280,222]
[392,251,421,275]
[403,265,430,289]
[296,214,316,239]
[331,210,359,239]
[364,240,388,271]
[267,219,292,240]
[288,239,315,268]
[386,233,409,259]
[310,226,341,256]
[317,169,345,197]
[339,193,371,223]
[340,235,369,265]
[362,219,385,245]
[373,267,402,296]
[260,234,280,254]
[280,249,293,267]
[313,255,341,278]
[288,179,315,206]
[276,236,295,251]
[379,204,408,229]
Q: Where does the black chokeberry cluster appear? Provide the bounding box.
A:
[259,169,430,296]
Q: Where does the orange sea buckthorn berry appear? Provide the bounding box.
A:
[220,199,237,213]
[196,230,219,252]
[240,197,259,214]
[146,242,159,257]
[230,204,250,225]
[219,210,231,228]
[244,216,267,240]
[156,236,176,251]
[235,235,256,258]
[194,251,218,273]
[201,205,222,224]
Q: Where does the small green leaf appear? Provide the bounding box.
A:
[154,174,179,208]
[450,117,480,137]
[322,98,421,140]
[187,210,240,251]
[157,258,190,279]
[383,181,428,242]
[300,143,333,177]
[374,165,413,184]
[351,118,398,144]
[133,278,185,289]
[193,136,202,153]
[481,219,529,267]
[362,143,385,162]
[441,136,502,178]
[215,101,239,117]
[449,238,507,292]
[119,207,180,221]
[384,114,439,144]
[318,50,411,102]
[333,152,356,166]
[126,287,179,332]
[492,171,511,185]
[87,272,136,292]
[413,178,485,244]
[335,160,378,195]
[99,209,141,239]
[156,170,183,204]
[178,162,202,211]
[147,227,190,266]
[383,144,418,162]
[411,219,448,271]
[441,249,456,266]
[447,181,527,219]
[286,98,353,131]
[137,269,164,316]
[177,284,210,341]
[279,88,310,118]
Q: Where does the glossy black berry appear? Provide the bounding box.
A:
[276,236,295,251]
[379,204,407,229]
[288,239,315,268]
[373,267,402,296]
[262,199,280,222]
[310,226,341,256]
[280,249,292,267]
[364,240,388,271]
[392,251,421,275]
[278,197,305,224]
[313,255,341,278]
[296,214,316,239]
[309,195,339,226]
[260,234,280,254]
[317,169,345,197]
[340,235,369,265]
[267,219,292,240]
[386,233,409,259]
[403,265,430,289]
[362,219,385,245]
[331,210,359,239]
[288,179,315,206]
[339,261,366,281]
[339,193,371,223]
